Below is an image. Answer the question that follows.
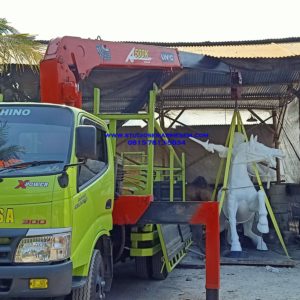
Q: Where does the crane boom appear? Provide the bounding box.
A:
[40,36,182,108]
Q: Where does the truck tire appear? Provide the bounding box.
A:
[151,251,168,280]
[135,256,151,279]
[72,250,105,300]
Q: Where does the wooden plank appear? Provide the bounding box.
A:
[220,248,296,267]
[179,247,296,268]
[220,258,295,267]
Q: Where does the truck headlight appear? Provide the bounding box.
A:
[15,233,71,263]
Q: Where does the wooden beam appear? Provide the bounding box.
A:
[272,110,281,183]
[248,109,275,133]
[158,69,188,93]
[277,104,288,139]
[167,110,185,129]
[164,114,201,134]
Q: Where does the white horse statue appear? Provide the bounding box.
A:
[190,132,284,252]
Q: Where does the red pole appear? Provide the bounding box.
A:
[191,202,220,300]
[113,198,220,299]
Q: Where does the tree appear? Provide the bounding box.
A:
[0,19,38,161]
[0,122,24,162]
[0,18,43,101]
[0,18,43,70]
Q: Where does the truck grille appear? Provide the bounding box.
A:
[0,229,27,264]
[0,279,12,292]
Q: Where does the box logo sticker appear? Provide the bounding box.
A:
[0,109,31,116]
[160,52,175,62]
[15,180,49,189]
[96,44,112,61]
[0,208,14,223]
[126,48,152,63]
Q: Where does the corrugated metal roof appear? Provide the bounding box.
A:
[40,37,300,59]
[38,38,300,59]
[177,43,300,59]
[127,37,300,47]
[4,38,300,110]
[155,65,300,110]
[172,69,300,87]
[158,98,282,110]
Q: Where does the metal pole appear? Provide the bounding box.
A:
[206,289,219,300]
[146,90,155,194]
[191,202,220,300]
[154,120,182,166]
[272,110,281,183]
[93,88,100,115]
[169,151,174,202]
[182,153,186,201]
[109,119,117,155]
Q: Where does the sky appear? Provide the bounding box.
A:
[2,0,300,42]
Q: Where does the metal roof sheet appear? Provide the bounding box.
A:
[127,37,300,47]
[177,43,300,59]
[39,37,300,59]
[158,98,282,110]
[4,38,300,110]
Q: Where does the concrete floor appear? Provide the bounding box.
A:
[6,244,300,300]
[106,245,300,300]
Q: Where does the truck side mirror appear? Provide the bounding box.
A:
[75,125,97,160]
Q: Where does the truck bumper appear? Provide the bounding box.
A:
[0,260,72,298]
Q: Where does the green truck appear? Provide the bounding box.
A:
[0,94,194,299]
[0,36,220,300]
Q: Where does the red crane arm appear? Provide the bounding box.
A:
[40,36,182,108]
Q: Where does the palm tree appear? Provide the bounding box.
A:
[0,18,43,71]
[0,18,43,102]
[0,122,24,162]
[0,19,38,161]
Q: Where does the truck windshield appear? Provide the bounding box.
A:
[0,105,73,177]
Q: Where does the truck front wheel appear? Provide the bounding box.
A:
[72,250,105,300]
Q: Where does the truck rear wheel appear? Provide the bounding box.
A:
[151,251,168,280]
[72,250,105,300]
[135,256,151,279]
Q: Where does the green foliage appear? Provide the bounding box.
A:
[0,18,43,72]
[0,121,24,160]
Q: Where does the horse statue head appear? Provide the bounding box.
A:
[233,133,284,165]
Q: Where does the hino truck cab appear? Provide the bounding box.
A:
[0,103,114,299]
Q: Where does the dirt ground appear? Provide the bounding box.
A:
[106,246,300,300]
[6,245,300,300]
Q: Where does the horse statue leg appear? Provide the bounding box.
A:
[247,190,269,234]
[243,217,268,250]
[256,190,269,234]
[227,193,242,251]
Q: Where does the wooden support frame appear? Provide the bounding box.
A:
[248,109,275,134]
[167,109,185,129]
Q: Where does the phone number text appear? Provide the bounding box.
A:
[127,139,186,146]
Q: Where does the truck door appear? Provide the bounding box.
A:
[72,117,114,271]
